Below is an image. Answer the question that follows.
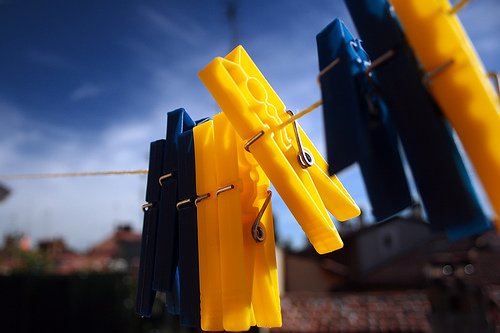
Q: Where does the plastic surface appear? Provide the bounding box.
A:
[344,0,490,237]
[229,112,281,328]
[317,18,413,221]
[177,129,200,328]
[389,0,500,227]
[153,109,195,297]
[166,269,180,315]
[213,114,254,330]
[193,113,281,331]
[136,140,164,317]
[192,120,224,331]
[199,45,360,254]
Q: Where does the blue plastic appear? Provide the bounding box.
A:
[344,0,491,237]
[177,126,201,328]
[136,139,165,317]
[317,18,412,221]
[166,268,181,315]
[153,109,195,295]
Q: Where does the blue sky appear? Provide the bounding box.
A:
[0,0,498,250]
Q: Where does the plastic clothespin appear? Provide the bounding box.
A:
[193,113,281,331]
[212,113,255,331]
[344,0,491,237]
[192,119,224,331]
[228,111,281,329]
[176,123,201,328]
[153,109,195,311]
[199,45,361,255]
[317,18,413,221]
[388,0,500,229]
[136,139,164,317]
[215,113,281,330]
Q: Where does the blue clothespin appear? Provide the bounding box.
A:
[317,18,413,221]
[344,0,491,238]
[153,108,195,313]
[136,139,165,317]
[166,269,180,315]
[176,117,206,328]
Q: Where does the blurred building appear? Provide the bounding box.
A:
[273,217,500,332]
[0,225,150,333]
[87,224,142,274]
[0,224,141,275]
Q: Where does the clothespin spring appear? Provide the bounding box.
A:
[244,131,264,152]
[423,59,455,86]
[487,72,500,97]
[244,110,316,169]
[176,193,211,210]
[176,184,236,210]
[159,173,174,186]
[286,110,314,169]
[216,184,235,196]
[252,190,272,243]
[173,184,272,242]
[142,202,154,212]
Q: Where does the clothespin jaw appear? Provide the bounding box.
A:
[136,139,165,317]
[153,108,195,295]
[389,0,500,225]
[199,45,360,254]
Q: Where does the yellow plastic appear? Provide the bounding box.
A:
[232,112,282,328]
[389,0,500,225]
[212,113,254,331]
[194,114,282,331]
[199,45,361,254]
[193,120,224,332]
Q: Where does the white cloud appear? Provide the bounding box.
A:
[3,0,496,252]
[69,82,105,102]
[138,6,208,48]
[0,98,155,250]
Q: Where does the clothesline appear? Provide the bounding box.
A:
[0,169,149,180]
[0,100,324,182]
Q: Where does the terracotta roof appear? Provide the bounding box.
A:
[273,291,431,332]
[87,226,141,258]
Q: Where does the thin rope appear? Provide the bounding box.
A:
[449,0,470,15]
[270,100,323,134]
[1,97,323,182]
[0,169,148,180]
[317,58,340,83]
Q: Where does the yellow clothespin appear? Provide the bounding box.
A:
[199,45,361,254]
[212,112,255,331]
[193,113,281,331]
[389,0,500,227]
[227,113,281,329]
[193,119,224,331]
